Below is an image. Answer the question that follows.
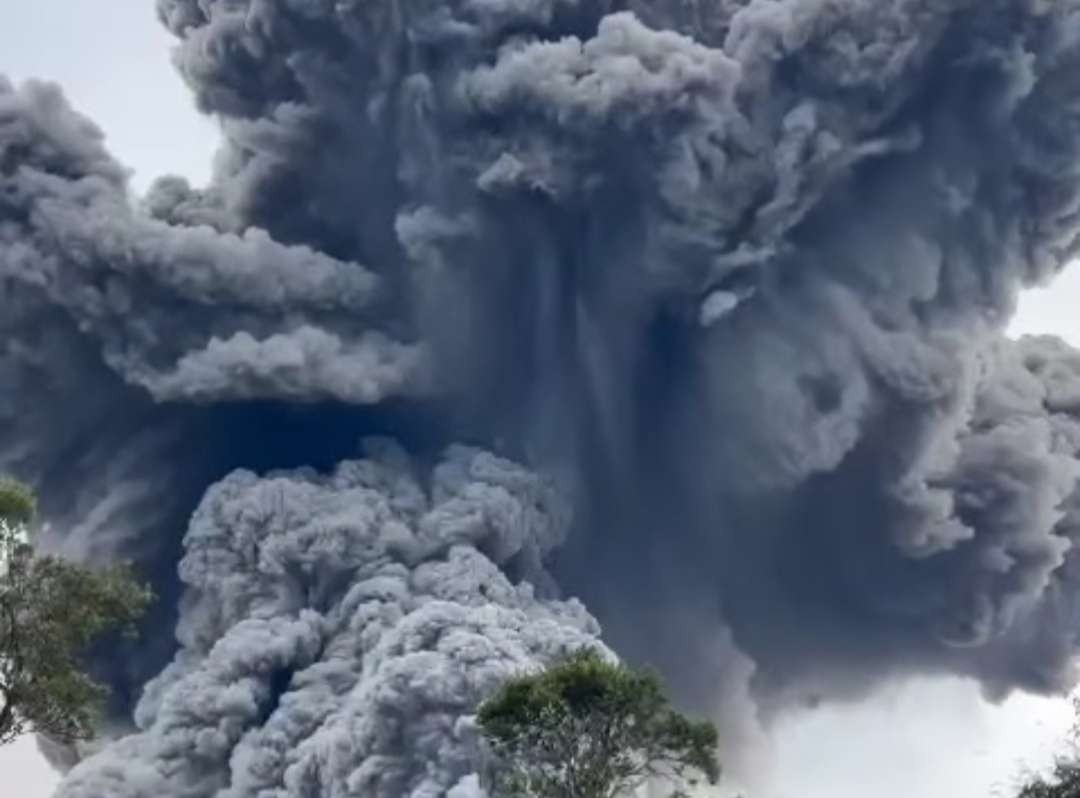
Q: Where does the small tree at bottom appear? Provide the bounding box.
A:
[477,647,720,797]
[1018,763,1080,798]
[0,478,153,745]
[1013,698,1080,798]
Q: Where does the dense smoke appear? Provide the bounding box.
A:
[5,0,1080,793]
[56,441,599,797]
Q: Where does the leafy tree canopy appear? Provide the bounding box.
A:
[1018,761,1080,798]
[1013,698,1080,798]
[477,647,720,798]
[0,478,153,745]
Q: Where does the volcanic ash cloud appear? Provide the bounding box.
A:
[55,441,600,798]
[5,0,1080,793]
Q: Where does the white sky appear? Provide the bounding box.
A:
[1,0,215,193]
[2,2,1080,797]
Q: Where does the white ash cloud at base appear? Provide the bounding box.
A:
[56,441,600,798]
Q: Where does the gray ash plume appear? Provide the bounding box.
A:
[4,0,1080,793]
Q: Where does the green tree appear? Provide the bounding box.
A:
[477,647,721,798]
[1017,761,1080,798]
[1012,698,1080,798]
[0,478,153,745]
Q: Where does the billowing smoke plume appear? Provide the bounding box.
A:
[4,0,1080,793]
[56,441,598,797]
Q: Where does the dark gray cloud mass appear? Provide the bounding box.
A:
[4,0,1080,793]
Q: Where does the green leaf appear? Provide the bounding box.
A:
[0,479,35,526]
[477,647,721,798]
[0,483,153,746]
